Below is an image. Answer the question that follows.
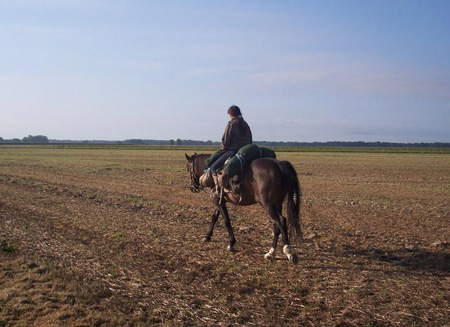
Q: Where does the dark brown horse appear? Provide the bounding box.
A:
[185,153,302,264]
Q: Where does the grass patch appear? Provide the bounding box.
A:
[1,240,16,253]
[1,245,15,253]
[112,232,127,239]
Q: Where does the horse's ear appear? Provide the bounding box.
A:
[185,153,191,161]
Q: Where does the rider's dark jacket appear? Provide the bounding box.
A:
[221,117,252,152]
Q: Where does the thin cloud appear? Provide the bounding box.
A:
[112,61,170,72]
[250,54,450,99]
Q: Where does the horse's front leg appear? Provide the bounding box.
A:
[204,209,220,242]
[214,197,236,252]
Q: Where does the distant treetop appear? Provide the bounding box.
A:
[0,135,49,144]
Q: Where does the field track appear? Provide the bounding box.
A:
[1,147,449,326]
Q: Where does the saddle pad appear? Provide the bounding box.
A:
[224,144,276,177]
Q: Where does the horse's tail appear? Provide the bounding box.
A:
[278,160,303,241]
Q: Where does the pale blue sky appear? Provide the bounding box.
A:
[1,1,449,142]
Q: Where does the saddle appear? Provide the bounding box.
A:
[218,171,241,195]
[199,170,214,188]
[199,169,241,195]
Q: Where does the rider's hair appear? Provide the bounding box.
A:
[227,105,242,118]
[227,105,247,133]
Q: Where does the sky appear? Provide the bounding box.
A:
[0,0,449,143]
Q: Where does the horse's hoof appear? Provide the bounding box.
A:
[227,245,236,252]
[289,253,299,265]
[264,247,276,260]
[264,252,274,260]
[203,236,211,242]
[283,245,299,264]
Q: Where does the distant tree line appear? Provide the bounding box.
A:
[1,136,449,148]
[0,135,49,143]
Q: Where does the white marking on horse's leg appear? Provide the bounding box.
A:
[283,244,292,256]
[283,245,299,264]
[264,247,276,260]
[227,244,235,252]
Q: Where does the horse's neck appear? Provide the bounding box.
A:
[195,154,208,176]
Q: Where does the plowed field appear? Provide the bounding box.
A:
[1,147,449,326]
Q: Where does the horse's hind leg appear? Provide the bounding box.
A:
[264,222,280,260]
[266,205,298,264]
[204,209,220,242]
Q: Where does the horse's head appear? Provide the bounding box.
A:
[185,153,203,193]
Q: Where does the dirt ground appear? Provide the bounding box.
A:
[1,147,449,326]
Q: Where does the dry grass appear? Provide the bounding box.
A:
[1,147,449,326]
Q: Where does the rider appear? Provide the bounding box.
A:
[210,105,252,190]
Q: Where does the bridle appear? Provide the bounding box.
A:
[187,155,203,193]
